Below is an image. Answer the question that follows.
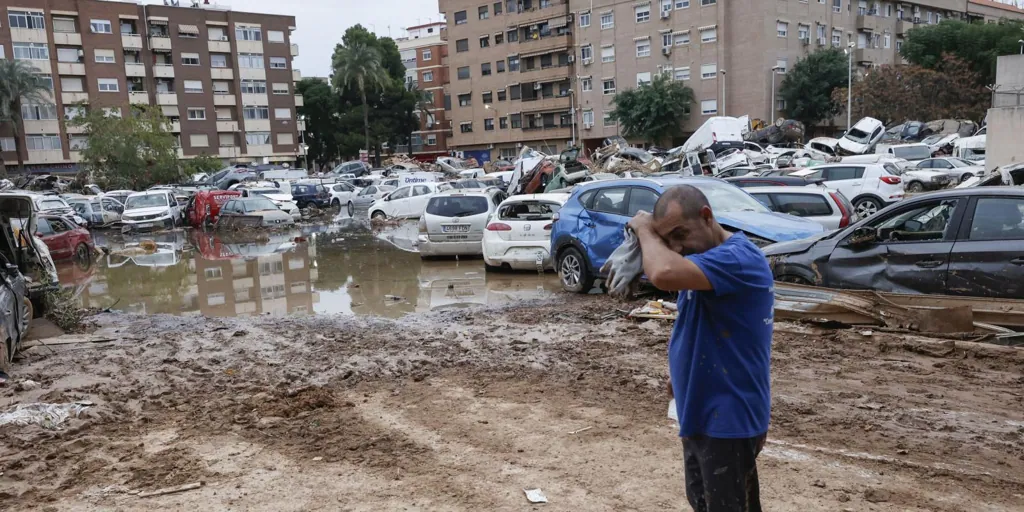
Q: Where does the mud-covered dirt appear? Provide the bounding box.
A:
[2,294,1023,511]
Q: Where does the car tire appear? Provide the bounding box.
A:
[371,211,386,220]
[853,197,882,218]
[333,200,342,214]
[906,181,924,193]
[960,173,972,184]
[74,243,92,264]
[347,202,355,218]
[558,247,594,294]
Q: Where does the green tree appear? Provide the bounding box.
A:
[296,78,343,171]
[183,153,223,179]
[779,48,850,130]
[901,19,1024,86]
[608,75,695,145]
[71,105,181,190]
[332,42,390,154]
[0,59,52,175]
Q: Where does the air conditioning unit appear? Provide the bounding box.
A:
[582,57,592,66]
[660,10,670,19]
[662,47,671,56]
[220,35,228,41]
[583,122,593,129]
[567,55,575,63]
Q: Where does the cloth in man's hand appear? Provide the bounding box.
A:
[600,228,644,298]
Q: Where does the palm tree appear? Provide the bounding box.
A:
[332,43,390,154]
[0,59,51,174]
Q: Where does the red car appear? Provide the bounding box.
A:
[36,214,94,262]
[185,190,241,228]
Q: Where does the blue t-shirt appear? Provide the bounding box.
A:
[669,233,774,439]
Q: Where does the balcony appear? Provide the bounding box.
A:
[214,94,237,106]
[219,146,240,158]
[153,65,175,78]
[241,93,269,106]
[125,63,146,77]
[208,40,231,53]
[65,124,87,134]
[149,36,172,51]
[292,69,301,82]
[156,93,179,106]
[290,43,299,57]
[129,91,150,105]
[237,40,263,54]
[294,95,304,107]
[855,14,881,32]
[10,28,46,44]
[518,94,572,112]
[121,34,144,50]
[168,120,181,132]
[521,124,572,136]
[244,119,271,132]
[211,67,234,80]
[518,64,571,81]
[518,34,571,54]
[217,121,239,132]
[246,144,273,157]
[854,48,881,64]
[61,91,89,104]
[896,19,914,35]
[26,150,65,164]
[53,32,82,46]
[70,151,83,163]
[23,120,61,134]
[239,67,266,80]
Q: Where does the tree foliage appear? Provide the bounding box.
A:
[71,105,181,190]
[779,48,851,129]
[901,19,1024,86]
[182,153,223,178]
[831,55,989,126]
[0,59,52,174]
[332,42,389,152]
[609,75,694,145]
[296,78,343,171]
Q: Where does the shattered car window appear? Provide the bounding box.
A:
[874,200,958,242]
[498,201,561,220]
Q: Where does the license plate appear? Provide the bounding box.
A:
[442,224,470,233]
[138,222,154,229]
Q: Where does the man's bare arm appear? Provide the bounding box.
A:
[632,225,713,292]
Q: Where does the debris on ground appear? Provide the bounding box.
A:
[138,482,204,498]
[627,300,678,321]
[0,401,93,429]
[524,488,548,504]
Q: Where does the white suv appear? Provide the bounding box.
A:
[417,188,507,258]
[745,186,858,230]
[791,162,905,217]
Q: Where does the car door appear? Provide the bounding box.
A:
[824,197,963,294]
[581,186,631,272]
[408,185,434,218]
[946,196,1024,298]
[101,198,123,223]
[822,166,863,202]
[357,186,377,207]
[38,217,71,259]
[386,186,412,217]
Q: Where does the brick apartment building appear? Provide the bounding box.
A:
[396,21,453,161]
[0,0,304,173]
[438,0,1024,160]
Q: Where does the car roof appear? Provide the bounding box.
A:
[502,193,571,204]
[741,186,835,195]
[127,190,170,196]
[574,175,726,193]
[432,188,497,198]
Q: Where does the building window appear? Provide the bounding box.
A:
[187,107,207,120]
[674,67,690,81]
[510,85,521,100]
[103,107,122,117]
[700,63,717,79]
[701,0,716,4]
[182,52,200,66]
[581,45,593,62]
[272,83,289,95]
[494,1,503,15]
[896,38,903,52]
[21,103,57,120]
[776,59,788,73]
[495,32,504,44]
[26,135,62,151]
[269,57,288,69]
[240,80,267,94]
[636,72,651,86]
[482,91,493,104]
[580,12,591,27]
[267,30,285,43]
[243,106,270,120]
[60,77,84,92]
[700,27,717,43]
[832,29,842,47]
[777,99,787,111]
[602,112,614,126]
[817,24,827,44]
[426,134,438,145]
[97,78,119,92]
[510,113,522,128]
[458,93,471,107]
[208,26,226,41]
[484,118,494,131]
[456,39,469,52]
[798,24,809,40]
[213,81,230,94]
[457,66,470,79]
[13,42,49,60]
[507,29,518,42]
[34,75,53,92]
[64,105,85,120]
[602,79,616,95]
[245,132,271,145]
[52,17,77,33]
[479,5,489,19]
[0,138,14,152]
[454,10,467,24]
[635,40,651,58]
[600,12,614,29]
[635,5,651,23]
[422,48,432,60]
[423,71,434,82]
[94,49,116,63]
[662,33,673,47]
[833,0,842,13]
[777,22,788,38]
[582,110,594,126]
[701,99,717,115]
[884,33,891,48]
[674,31,690,45]
[8,10,45,30]
[508,56,519,71]
[236,25,262,41]
[239,53,264,68]
[480,35,490,48]
[497,90,507,101]
[460,122,473,133]
[184,80,204,93]
[482,62,492,75]
[581,76,592,91]
[211,54,229,68]
[90,19,112,34]
[274,107,291,119]
[497,60,505,73]
[601,46,615,63]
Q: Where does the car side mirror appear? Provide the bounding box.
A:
[847,226,878,246]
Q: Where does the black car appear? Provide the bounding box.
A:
[763,187,1024,298]
[726,176,826,188]
[290,183,331,209]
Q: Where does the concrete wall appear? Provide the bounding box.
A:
[986,106,1024,170]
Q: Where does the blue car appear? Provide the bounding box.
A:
[290,183,331,209]
[549,176,825,293]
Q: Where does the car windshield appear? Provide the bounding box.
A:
[426,196,490,217]
[921,134,943,145]
[892,146,932,160]
[125,194,169,209]
[39,199,67,210]
[845,128,871,143]
[243,198,279,212]
[443,159,467,169]
[688,181,770,213]
[449,180,487,189]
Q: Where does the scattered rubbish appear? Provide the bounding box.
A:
[0,401,93,430]
[855,402,884,411]
[138,482,204,498]
[384,295,404,302]
[523,488,548,504]
[628,300,678,321]
[896,449,909,455]
[567,426,592,435]
[17,380,39,391]
[859,330,874,337]
[312,456,323,461]
[864,488,891,503]
[812,479,827,488]
[232,330,248,337]
[22,335,116,350]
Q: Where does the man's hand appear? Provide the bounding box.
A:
[627,210,654,234]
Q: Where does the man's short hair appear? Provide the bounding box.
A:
[653,185,710,220]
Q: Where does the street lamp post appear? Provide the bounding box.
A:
[845,42,855,130]
[769,65,783,122]
[720,69,727,116]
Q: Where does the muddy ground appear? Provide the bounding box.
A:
[1,294,1023,511]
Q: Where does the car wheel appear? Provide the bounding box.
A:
[74,243,92,264]
[906,181,924,193]
[854,197,882,218]
[484,262,502,272]
[558,247,594,294]
[959,173,972,184]
[333,200,342,214]
[371,211,387,220]
[347,202,355,218]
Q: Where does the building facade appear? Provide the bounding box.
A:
[437,0,1023,159]
[0,0,304,173]
[396,21,452,160]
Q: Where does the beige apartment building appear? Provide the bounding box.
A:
[396,21,453,160]
[0,0,304,173]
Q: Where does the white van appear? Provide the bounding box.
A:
[380,172,441,189]
[954,135,986,166]
[681,116,746,155]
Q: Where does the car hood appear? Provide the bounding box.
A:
[123,206,171,217]
[761,230,836,256]
[717,211,825,242]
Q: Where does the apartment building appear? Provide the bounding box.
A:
[438,0,577,161]
[0,0,304,173]
[396,21,452,160]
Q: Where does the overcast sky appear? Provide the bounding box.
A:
[143,0,443,77]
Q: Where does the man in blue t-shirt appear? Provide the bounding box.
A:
[627,185,773,512]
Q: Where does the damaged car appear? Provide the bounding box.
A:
[763,187,1024,298]
[837,117,885,155]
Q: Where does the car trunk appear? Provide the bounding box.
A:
[491,200,560,242]
[425,195,491,242]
